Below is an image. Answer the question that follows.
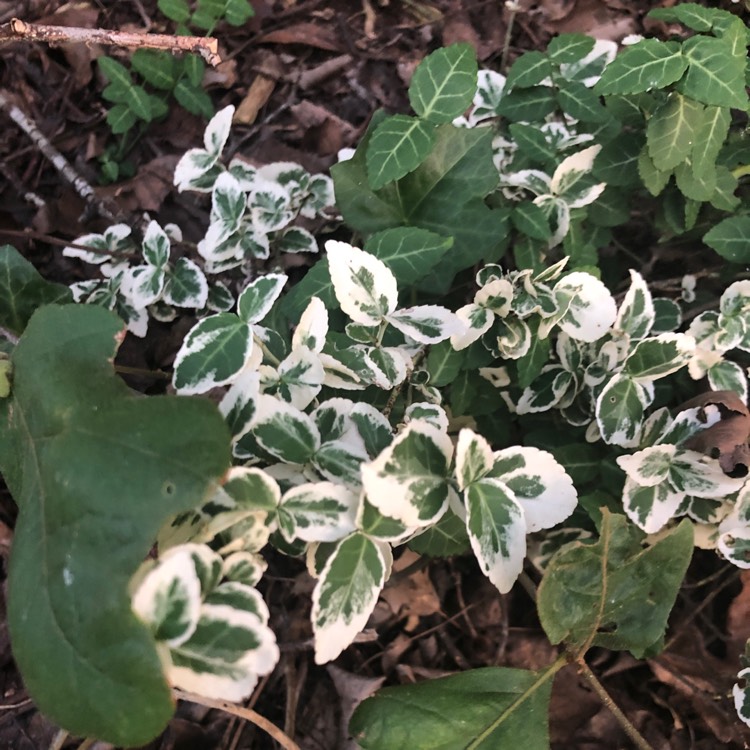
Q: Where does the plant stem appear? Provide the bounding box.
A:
[174,689,301,750]
[47,730,67,750]
[732,164,750,179]
[575,659,654,750]
[114,364,171,380]
[500,1,521,73]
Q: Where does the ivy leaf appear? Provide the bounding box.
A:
[408,43,478,123]
[312,532,391,663]
[646,94,704,172]
[350,666,554,749]
[362,421,453,527]
[537,511,693,657]
[0,246,72,336]
[172,314,253,394]
[594,39,687,95]
[704,216,750,263]
[0,305,230,745]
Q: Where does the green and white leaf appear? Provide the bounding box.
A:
[220,371,259,442]
[669,450,745,498]
[361,421,453,527]
[505,51,551,91]
[311,532,391,663]
[223,467,281,513]
[276,347,324,410]
[546,272,617,342]
[163,258,209,308]
[491,446,577,533]
[172,314,252,395]
[625,333,694,381]
[237,273,287,324]
[222,552,267,587]
[595,373,652,447]
[465,478,526,594]
[708,360,747,402]
[516,366,574,414]
[209,172,247,241]
[249,181,294,233]
[275,226,318,254]
[549,145,602,202]
[451,304,495,350]
[617,445,677,487]
[386,305,464,344]
[278,482,359,543]
[455,429,494,490]
[621,477,684,534]
[615,269,654,340]
[326,240,398,326]
[141,221,170,267]
[292,297,328,353]
[404,403,449,432]
[251,394,320,465]
[121,264,165,308]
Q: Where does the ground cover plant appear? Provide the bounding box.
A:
[0,1,750,748]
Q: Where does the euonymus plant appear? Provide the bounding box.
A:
[1,3,750,746]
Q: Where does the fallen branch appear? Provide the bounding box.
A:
[173,689,301,750]
[0,18,221,67]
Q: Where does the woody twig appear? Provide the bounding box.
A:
[0,18,222,67]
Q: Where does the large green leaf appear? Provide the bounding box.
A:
[332,121,507,294]
[703,216,750,263]
[0,246,72,336]
[537,511,693,658]
[366,115,436,189]
[646,93,703,172]
[350,665,557,750]
[0,305,230,745]
[408,43,478,123]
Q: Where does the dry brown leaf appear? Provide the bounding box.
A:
[327,665,385,750]
[681,391,750,477]
[257,23,344,52]
[380,550,440,626]
[727,569,750,660]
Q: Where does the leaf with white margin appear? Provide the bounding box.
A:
[492,316,531,359]
[668,450,745,498]
[552,272,617,343]
[617,445,676,487]
[276,226,318,254]
[312,398,355,442]
[219,370,259,442]
[293,297,328,353]
[516,366,574,414]
[465,477,526,594]
[312,532,391,664]
[63,224,134,264]
[357,498,418,543]
[169,602,279,701]
[251,394,320,465]
[550,145,601,196]
[275,347,324,410]
[451,304,494,350]
[206,582,270,625]
[313,437,369,486]
[278,482,359,543]
[350,403,393,459]
[596,373,651,447]
[121,264,166,308]
[734,668,750,726]
[227,158,257,190]
[173,105,234,192]
[387,305,465,344]
[237,273,287,325]
[326,240,398,326]
[404,403,449,432]
[625,333,694,381]
[708,359,748,402]
[500,169,551,196]
[208,172,246,241]
[534,195,570,248]
[367,347,409,389]
[318,352,363,390]
[719,528,750,569]
[249,181,294,233]
[163,258,208,309]
[222,552,267,587]
[207,281,235,312]
[622,477,686,534]
[489,446,577,533]
[223,467,281,512]
[455,429,494,491]
[615,269,654,340]
[131,547,201,648]
[361,421,453,527]
[172,314,253,395]
[141,221,170,268]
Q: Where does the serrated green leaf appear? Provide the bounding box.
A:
[538,511,693,657]
[704,216,750,263]
[408,43,478,123]
[508,123,556,167]
[174,79,214,118]
[350,666,556,750]
[594,39,687,96]
[0,246,72,335]
[511,202,552,241]
[556,79,609,123]
[593,132,644,187]
[678,34,747,109]
[548,33,595,64]
[506,51,551,91]
[366,115,436,189]
[637,146,671,196]
[692,106,731,174]
[515,319,551,388]
[425,340,463,387]
[0,305,229,744]
[497,86,557,121]
[408,510,470,557]
[674,160,716,202]
[646,93,703,172]
[647,3,732,33]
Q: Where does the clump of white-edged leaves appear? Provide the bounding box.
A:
[2,3,750,747]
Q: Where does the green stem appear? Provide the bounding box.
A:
[576,659,654,750]
[114,364,171,380]
[255,334,281,367]
[731,164,750,179]
[465,654,568,750]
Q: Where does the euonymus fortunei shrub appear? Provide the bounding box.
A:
[1,3,750,745]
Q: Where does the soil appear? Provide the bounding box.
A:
[1,0,750,748]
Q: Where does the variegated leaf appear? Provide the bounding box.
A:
[292,297,328,352]
[237,273,288,325]
[455,429,494,491]
[465,478,526,594]
[251,394,321,464]
[222,552,267,587]
[141,221,170,267]
[313,438,369,486]
[326,240,398,326]
[624,333,695,381]
[278,482,359,542]
[596,373,651,447]
[387,305,465,344]
[361,421,453,527]
[312,532,391,663]
[219,371,260,442]
[249,181,294,232]
[451,304,494,350]
[552,272,617,343]
[275,347,324,410]
[121,264,166,308]
[209,172,247,240]
[163,258,209,309]
[621,476,684,534]
[615,269,655,340]
[668,451,745,498]
[617,445,677,487]
[404,403,449,432]
[172,314,253,394]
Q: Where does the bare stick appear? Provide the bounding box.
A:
[173,689,301,750]
[0,89,118,222]
[0,18,221,66]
